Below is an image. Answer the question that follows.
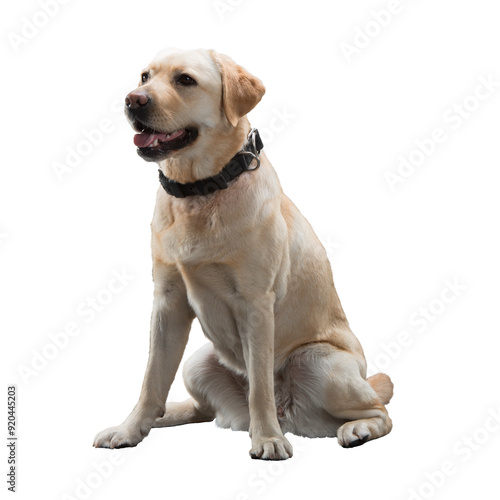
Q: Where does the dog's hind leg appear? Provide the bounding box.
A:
[153,399,214,427]
[154,342,250,431]
[279,342,393,446]
[320,348,393,447]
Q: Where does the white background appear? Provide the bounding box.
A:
[2,0,500,499]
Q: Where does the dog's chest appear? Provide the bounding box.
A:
[180,263,247,372]
[153,197,246,265]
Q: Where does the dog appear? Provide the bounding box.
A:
[93,48,393,460]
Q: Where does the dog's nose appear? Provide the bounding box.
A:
[125,91,150,110]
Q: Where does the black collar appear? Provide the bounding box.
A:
[158,128,263,198]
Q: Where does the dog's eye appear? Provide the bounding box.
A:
[177,74,197,86]
[141,72,149,83]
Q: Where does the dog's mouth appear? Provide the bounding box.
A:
[131,120,198,162]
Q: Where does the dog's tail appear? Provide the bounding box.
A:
[367,373,394,405]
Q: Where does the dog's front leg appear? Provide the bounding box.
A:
[240,295,293,460]
[94,265,194,448]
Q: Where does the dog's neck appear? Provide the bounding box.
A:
[159,119,251,184]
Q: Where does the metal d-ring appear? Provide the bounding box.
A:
[239,150,261,171]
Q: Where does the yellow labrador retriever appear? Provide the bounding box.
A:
[93,48,393,460]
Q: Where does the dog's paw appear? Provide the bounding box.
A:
[250,435,293,460]
[337,421,371,448]
[93,425,144,449]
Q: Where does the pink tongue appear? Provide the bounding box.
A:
[133,129,186,147]
[134,132,167,148]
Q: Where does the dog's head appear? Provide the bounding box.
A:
[125,48,265,171]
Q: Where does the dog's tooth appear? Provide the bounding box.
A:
[152,139,159,147]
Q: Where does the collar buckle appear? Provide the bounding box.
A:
[248,128,263,154]
[239,128,263,171]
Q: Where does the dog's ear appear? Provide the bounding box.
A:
[210,51,265,127]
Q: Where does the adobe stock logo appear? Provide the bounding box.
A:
[407,406,500,500]
[7,0,72,54]
[60,451,125,500]
[51,118,116,182]
[17,268,133,385]
[212,0,245,21]
[339,0,418,64]
[258,107,296,145]
[367,277,466,374]
[51,95,124,182]
[384,74,500,191]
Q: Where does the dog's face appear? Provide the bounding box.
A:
[125,48,265,164]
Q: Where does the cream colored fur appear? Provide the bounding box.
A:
[93,48,393,460]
